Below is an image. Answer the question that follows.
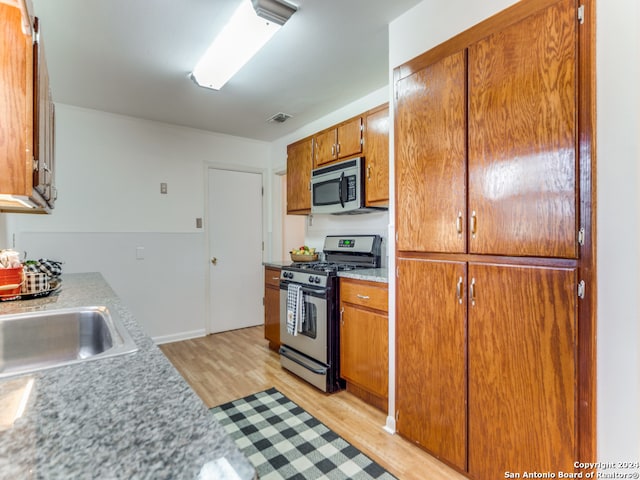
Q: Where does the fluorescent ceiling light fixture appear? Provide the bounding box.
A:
[191,0,296,90]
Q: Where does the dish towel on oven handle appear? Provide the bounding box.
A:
[286,284,305,336]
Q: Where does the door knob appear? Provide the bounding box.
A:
[211,257,218,265]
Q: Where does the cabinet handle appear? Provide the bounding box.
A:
[331,144,336,156]
[356,294,370,300]
[470,211,477,238]
[271,277,280,280]
[470,278,476,306]
[456,211,463,235]
[340,307,344,325]
[367,165,371,180]
[336,143,341,154]
[456,277,463,304]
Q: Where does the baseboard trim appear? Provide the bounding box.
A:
[153,329,206,345]
[383,415,396,434]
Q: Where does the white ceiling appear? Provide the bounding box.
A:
[31,0,422,142]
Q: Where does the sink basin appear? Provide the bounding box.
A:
[0,306,138,378]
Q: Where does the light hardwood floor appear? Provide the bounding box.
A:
[159,326,466,480]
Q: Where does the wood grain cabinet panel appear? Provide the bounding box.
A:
[286,137,313,214]
[264,267,281,351]
[468,0,577,258]
[467,263,577,478]
[396,258,467,471]
[393,0,590,476]
[395,50,467,254]
[0,4,55,213]
[313,116,363,168]
[363,104,389,206]
[339,278,388,411]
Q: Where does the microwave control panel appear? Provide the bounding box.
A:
[346,175,357,201]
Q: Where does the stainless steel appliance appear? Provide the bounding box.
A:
[310,158,387,215]
[279,234,382,392]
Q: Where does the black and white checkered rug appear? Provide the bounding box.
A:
[211,388,397,480]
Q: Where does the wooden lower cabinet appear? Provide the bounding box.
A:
[264,267,281,351]
[396,258,467,471]
[396,258,577,478]
[340,278,388,411]
[467,263,577,479]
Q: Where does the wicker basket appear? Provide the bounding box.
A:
[290,252,319,262]
[0,267,25,296]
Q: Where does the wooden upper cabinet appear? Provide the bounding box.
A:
[468,0,577,258]
[395,51,467,253]
[467,263,577,478]
[32,17,56,207]
[286,137,313,214]
[363,104,389,206]
[313,116,362,168]
[0,3,55,213]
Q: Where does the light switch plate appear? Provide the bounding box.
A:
[160,183,168,194]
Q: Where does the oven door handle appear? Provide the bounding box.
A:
[280,282,328,297]
[279,346,328,374]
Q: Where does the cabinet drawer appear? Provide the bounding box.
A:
[264,267,281,287]
[340,278,388,311]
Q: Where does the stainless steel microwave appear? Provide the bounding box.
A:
[310,157,386,215]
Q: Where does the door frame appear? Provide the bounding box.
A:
[204,162,267,335]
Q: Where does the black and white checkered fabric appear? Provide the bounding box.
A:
[211,388,397,480]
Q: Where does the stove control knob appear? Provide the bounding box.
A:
[314,276,321,283]
[308,275,315,283]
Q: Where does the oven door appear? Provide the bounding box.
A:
[279,283,328,363]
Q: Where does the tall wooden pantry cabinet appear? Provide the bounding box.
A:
[394,0,596,478]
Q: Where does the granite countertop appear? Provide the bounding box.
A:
[263,261,388,283]
[0,273,255,480]
[338,268,388,284]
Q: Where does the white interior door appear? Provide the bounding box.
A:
[208,168,263,333]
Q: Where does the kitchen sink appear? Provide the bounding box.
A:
[0,306,138,378]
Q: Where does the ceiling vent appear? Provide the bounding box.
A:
[267,112,293,123]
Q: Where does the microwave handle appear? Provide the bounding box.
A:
[338,172,346,208]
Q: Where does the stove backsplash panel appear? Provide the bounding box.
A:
[305,210,389,267]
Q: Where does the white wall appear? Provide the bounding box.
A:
[389,0,640,462]
[0,214,8,249]
[5,105,271,341]
[596,0,640,461]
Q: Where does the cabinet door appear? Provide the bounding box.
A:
[340,304,388,398]
[396,258,467,470]
[286,138,312,214]
[336,116,362,159]
[468,0,577,258]
[364,105,389,206]
[468,263,577,478]
[313,128,337,167]
[0,3,33,199]
[33,20,55,207]
[396,51,466,253]
[264,285,280,351]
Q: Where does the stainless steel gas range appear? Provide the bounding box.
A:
[279,235,382,392]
